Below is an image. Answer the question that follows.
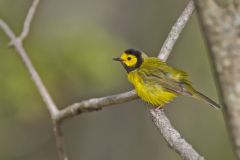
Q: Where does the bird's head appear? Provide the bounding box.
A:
[113,49,147,72]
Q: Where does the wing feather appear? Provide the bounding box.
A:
[139,57,193,96]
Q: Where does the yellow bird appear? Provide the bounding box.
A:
[113,49,220,109]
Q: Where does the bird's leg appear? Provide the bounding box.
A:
[156,106,164,111]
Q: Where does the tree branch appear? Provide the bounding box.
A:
[158,0,195,61]
[150,109,204,160]
[0,20,16,40]
[16,40,59,116]
[56,90,138,122]
[19,0,39,41]
[194,0,240,159]
[53,121,68,160]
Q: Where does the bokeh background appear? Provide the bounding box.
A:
[0,0,234,160]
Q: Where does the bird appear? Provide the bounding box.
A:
[113,48,220,109]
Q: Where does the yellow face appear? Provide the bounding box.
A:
[120,53,138,67]
[113,49,144,73]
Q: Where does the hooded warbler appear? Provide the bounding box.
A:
[113,49,220,109]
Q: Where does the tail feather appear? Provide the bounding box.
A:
[193,91,221,110]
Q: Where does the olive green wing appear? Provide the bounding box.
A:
[139,58,193,96]
[141,57,189,81]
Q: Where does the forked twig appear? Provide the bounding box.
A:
[0,0,67,160]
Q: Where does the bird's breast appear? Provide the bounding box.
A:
[127,71,177,107]
[127,71,144,88]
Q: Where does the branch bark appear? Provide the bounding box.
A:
[56,90,138,122]
[0,0,205,160]
[19,0,39,41]
[158,0,195,61]
[194,0,240,159]
[150,109,204,160]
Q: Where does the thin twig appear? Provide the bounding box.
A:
[19,0,40,41]
[158,0,195,61]
[15,40,59,116]
[0,20,16,40]
[56,90,138,122]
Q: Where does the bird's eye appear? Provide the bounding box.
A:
[127,57,131,61]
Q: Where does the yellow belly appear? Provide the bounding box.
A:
[128,72,177,107]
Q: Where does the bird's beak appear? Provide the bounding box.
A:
[113,57,123,62]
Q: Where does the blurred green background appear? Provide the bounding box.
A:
[0,0,234,160]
